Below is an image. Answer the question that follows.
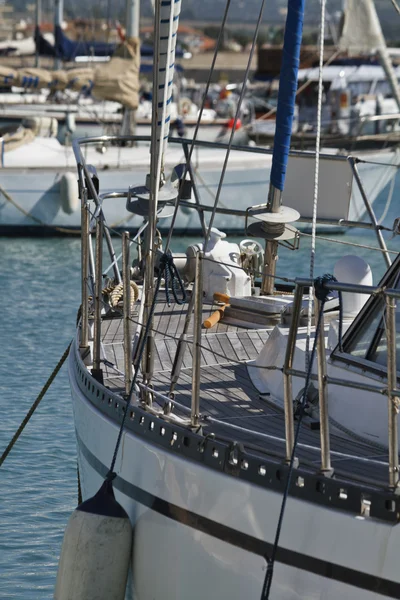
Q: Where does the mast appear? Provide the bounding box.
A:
[54,0,63,70]
[35,0,41,68]
[142,0,182,393]
[121,0,140,137]
[261,0,304,294]
[126,0,139,38]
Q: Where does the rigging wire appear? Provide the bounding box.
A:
[203,0,268,247]
[298,230,398,254]
[261,277,332,599]
[163,0,233,252]
[356,158,400,168]
[105,252,186,479]
[390,0,400,15]
[305,0,326,367]
[104,0,185,478]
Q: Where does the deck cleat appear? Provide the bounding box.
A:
[126,184,176,218]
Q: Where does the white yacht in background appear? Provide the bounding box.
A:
[0,129,397,234]
[1,0,399,235]
[60,0,400,598]
[248,0,400,152]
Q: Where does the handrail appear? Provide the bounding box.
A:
[358,112,400,124]
[284,278,400,490]
[72,134,351,162]
[72,133,393,238]
[74,130,399,487]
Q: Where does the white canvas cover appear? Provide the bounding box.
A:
[339,0,400,110]
[0,38,139,109]
[92,37,139,110]
[339,0,383,54]
[1,127,35,153]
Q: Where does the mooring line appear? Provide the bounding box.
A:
[0,342,72,468]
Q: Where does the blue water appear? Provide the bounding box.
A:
[0,197,399,597]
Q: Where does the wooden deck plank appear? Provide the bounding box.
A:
[101,302,390,488]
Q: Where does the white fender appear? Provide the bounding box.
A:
[54,480,132,600]
[60,172,79,215]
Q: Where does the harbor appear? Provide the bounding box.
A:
[1,219,399,597]
[2,0,400,598]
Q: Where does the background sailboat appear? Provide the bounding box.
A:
[248,0,400,150]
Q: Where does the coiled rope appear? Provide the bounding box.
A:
[109,280,140,308]
[261,274,334,599]
[0,342,72,467]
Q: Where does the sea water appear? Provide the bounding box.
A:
[0,203,399,597]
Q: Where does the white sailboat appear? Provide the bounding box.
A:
[62,0,400,598]
[248,0,400,151]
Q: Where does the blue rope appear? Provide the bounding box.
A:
[261,273,334,598]
[160,250,187,305]
[106,252,185,479]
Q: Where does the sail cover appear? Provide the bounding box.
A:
[339,0,384,54]
[55,25,116,60]
[92,36,139,109]
[0,38,140,109]
[338,0,400,110]
[35,26,185,61]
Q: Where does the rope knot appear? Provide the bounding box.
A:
[314,273,336,302]
[159,250,174,270]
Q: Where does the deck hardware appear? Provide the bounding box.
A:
[198,432,215,454]
[163,401,173,415]
[224,441,245,476]
[361,495,371,517]
[84,164,99,199]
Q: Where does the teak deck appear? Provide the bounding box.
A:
[100,298,390,491]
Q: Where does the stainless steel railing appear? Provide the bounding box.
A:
[73,133,399,488]
[283,278,400,490]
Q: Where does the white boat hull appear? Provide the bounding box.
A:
[0,145,397,234]
[69,342,400,600]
